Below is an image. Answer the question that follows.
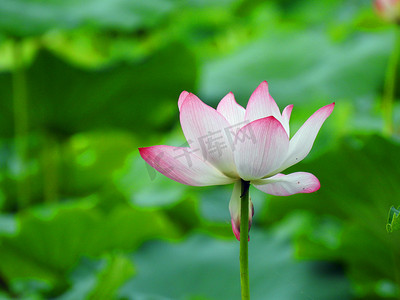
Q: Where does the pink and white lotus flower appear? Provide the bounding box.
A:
[375,0,400,22]
[139,81,334,240]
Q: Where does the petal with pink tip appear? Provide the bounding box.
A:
[180,94,237,177]
[245,81,282,123]
[252,172,320,196]
[281,104,293,136]
[229,181,254,241]
[139,145,235,186]
[229,181,242,241]
[216,92,246,127]
[234,116,289,181]
[178,91,189,110]
[278,103,334,171]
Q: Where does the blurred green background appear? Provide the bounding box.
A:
[0,0,399,299]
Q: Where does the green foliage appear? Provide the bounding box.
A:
[61,131,138,195]
[264,135,400,299]
[0,0,177,37]
[0,45,196,138]
[59,254,134,300]
[118,230,351,300]
[387,206,400,233]
[200,30,390,108]
[0,201,180,296]
[116,154,189,208]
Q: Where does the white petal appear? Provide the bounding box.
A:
[252,172,320,196]
[281,104,293,136]
[139,145,235,186]
[217,92,246,127]
[229,181,242,233]
[180,94,238,177]
[278,103,334,171]
[244,81,282,123]
[234,116,289,181]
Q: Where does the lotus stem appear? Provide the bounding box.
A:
[12,39,30,208]
[383,26,400,135]
[240,179,250,300]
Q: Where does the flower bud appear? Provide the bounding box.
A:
[231,197,254,241]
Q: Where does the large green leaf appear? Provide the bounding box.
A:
[264,134,400,299]
[196,0,390,112]
[0,214,17,236]
[60,131,138,196]
[199,29,391,109]
[0,44,196,138]
[0,130,139,209]
[118,229,351,300]
[0,201,180,295]
[59,254,134,300]
[0,0,177,37]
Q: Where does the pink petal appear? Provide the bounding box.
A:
[178,91,189,110]
[279,103,335,171]
[281,104,293,136]
[229,181,254,241]
[231,219,241,241]
[233,116,289,181]
[375,0,400,21]
[244,81,282,123]
[139,145,235,186]
[180,94,238,177]
[252,172,320,196]
[216,92,246,127]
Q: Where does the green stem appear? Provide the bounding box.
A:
[240,179,250,300]
[41,133,59,203]
[383,26,400,136]
[12,40,30,208]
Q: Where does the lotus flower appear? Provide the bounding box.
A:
[139,81,334,240]
[375,0,400,22]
